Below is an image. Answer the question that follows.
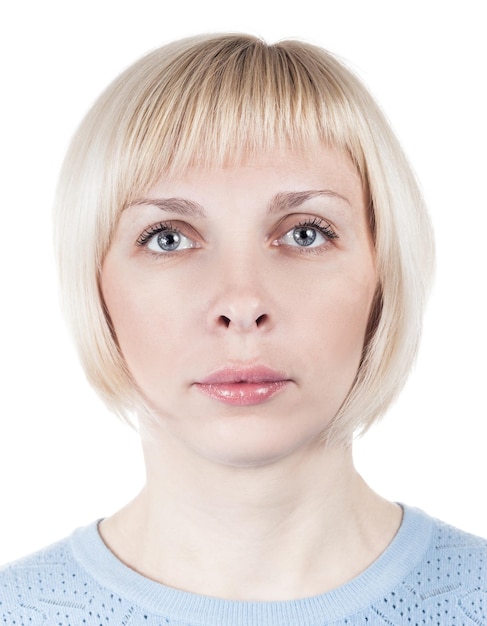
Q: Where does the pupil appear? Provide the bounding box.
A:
[158,231,180,251]
[293,227,316,247]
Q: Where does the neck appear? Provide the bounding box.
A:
[100,428,401,601]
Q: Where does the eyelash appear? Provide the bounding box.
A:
[292,217,338,241]
[135,217,339,253]
[136,221,177,247]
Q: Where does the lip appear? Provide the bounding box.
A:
[194,366,291,406]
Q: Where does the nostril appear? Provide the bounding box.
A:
[219,315,231,328]
[216,313,269,330]
[256,314,268,327]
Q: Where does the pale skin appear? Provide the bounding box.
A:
[100,144,402,601]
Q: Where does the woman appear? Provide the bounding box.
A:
[1,33,485,625]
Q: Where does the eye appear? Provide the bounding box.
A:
[276,218,338,249]
[148,229,195,253]
[136,222,199,254]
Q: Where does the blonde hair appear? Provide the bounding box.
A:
[54,33,434,445]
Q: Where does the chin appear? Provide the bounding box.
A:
[188,420,330,470]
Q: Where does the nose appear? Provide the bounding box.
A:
[215,299,270,332]
[206,268,274,334]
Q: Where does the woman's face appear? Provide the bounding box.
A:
[101,145,376,466]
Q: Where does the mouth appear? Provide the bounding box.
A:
[194,366,292,406]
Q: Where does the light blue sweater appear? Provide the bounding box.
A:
[1,505,486,625]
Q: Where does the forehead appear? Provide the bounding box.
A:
[132,144,363,202]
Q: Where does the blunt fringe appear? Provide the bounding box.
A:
[54,33,435,445]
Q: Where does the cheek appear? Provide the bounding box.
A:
[293,267,376,377]
[101,260,188,387]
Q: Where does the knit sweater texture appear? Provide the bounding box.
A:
[1,505,486,625]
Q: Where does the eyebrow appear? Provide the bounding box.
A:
[130,189,351,217]
[130,197,206,217]
[268,190,352,214]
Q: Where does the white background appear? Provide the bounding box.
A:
[0,0,485,564]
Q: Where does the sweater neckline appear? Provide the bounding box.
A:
[70,504,434,626]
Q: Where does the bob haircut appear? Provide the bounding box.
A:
[54,33,434,446]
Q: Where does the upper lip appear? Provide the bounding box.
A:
[197,366,289,385]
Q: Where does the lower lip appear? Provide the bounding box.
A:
[194,381,290,406]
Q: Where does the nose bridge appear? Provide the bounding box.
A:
[207,242,272,333]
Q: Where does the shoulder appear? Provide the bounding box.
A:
[0,526,111,626]
[370,507,487,625]
[0,522,152,626]
[0,534,75,624]
[418,512,487,579]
